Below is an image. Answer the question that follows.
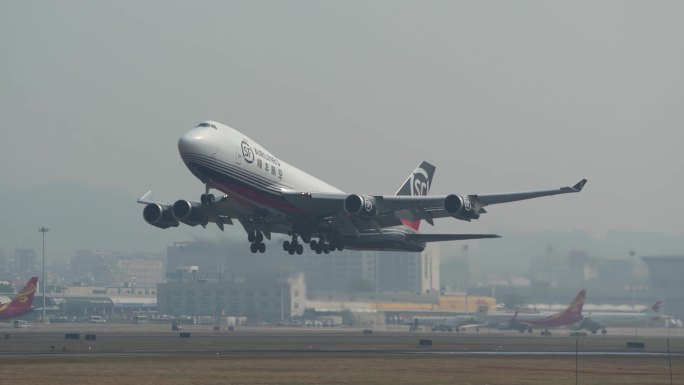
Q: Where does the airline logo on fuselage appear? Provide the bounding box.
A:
[364,198,373,213]
[241,141,255,163]
[411,168,431,196]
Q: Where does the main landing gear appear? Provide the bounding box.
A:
[309,239,343,254]
[282,235,304,255]
[248,231,266,253]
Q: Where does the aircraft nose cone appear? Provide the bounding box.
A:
[178,127,216,157]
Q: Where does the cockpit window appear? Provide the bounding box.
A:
[196,122,218,129]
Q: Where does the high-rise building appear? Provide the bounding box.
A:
[12,249,37,276]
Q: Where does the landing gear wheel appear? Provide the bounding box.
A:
[601,328,607,335]
[296,243,304,254]
[255,232,264,243]
[250,243,258,253]
[310,240,318,250]
[207,194,215,204]
[258,243,266,253]
[288,246,295,255]
[248,232,256,243]
[283,241,291,251]
[323,243,330,254]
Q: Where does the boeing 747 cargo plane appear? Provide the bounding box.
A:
[139,121,587,254]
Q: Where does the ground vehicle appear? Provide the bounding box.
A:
[13,320,30,328]
[88,315,107,323]
[171,320,182,331]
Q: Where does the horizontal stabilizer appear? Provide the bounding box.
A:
[407,233,501,242]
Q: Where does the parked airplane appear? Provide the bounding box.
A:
[497,290,586,335]
[0,277,38,320]
[139,121,587,254]
[572,301,666,335]
[410,305,489,332]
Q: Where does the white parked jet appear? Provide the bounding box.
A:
[573,301,667,335]
[139,121,587,254]
[410,305,489,332]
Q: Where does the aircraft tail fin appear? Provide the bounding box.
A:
[1,277,38,315]
[561,290,586,318]
[395,161,436,231]
[475,305,490,322]
[649,301,664,314]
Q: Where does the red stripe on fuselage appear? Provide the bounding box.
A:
[212,181,307,215]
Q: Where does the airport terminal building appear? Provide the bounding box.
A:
[156,273,306,321]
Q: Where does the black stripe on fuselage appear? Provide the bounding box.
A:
[181,153,291,194]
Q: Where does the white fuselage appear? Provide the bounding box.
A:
[178,121,342,199]
[583,311,664,328]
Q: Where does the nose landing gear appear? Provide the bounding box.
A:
[200,184,216,205]
[200,194,215,205]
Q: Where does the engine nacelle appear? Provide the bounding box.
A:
[172,200,208,227]
[142,203,179,229]
[443,194,479,221]
[344,194,378,217]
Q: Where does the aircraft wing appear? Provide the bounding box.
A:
[470,179,587,206]
[137,191,245,231]
[406,233,500,242]
[281,192,452,231]
[282,178,587,231]
[425,179,587,221]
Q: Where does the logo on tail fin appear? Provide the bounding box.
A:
[412,168,431,196]
[652,301,664,313]
[396,162,436,231]
[0,277,38,319]
[396,161,436,197]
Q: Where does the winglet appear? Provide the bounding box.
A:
[137,190,155,204]
[572,179,588,192]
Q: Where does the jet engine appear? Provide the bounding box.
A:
[443,194,479,220]
[142,203,179,229]
[344,194,378,217]
[172,200,208,227]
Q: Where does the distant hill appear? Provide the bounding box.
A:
[2,182,682,268]
[475,229,684,274]
[0,182,240,262]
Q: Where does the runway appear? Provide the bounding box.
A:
[2,324,682,385]
[0,322,681,357]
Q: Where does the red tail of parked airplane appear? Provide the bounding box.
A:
[0,277,38,320]
[508,290,585,333]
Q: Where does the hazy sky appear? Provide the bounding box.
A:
[1,1,683,241]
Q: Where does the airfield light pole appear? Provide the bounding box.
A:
[39,227,49,324]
